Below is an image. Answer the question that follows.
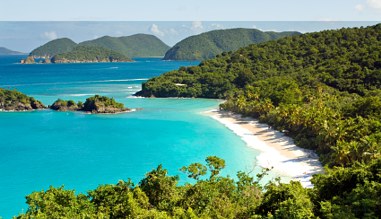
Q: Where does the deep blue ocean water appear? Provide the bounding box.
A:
[0,56,261,218]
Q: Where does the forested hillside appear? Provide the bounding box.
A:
[138,24,381,164]
[30,38,77,57]
[163,28,300,60]
[79,34,170,57]
[51,46,131,63]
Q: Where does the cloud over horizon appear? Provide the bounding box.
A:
[367,0,381,10]
[149,24,165,37]
[41,31,58,41]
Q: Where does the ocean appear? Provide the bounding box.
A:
[0,56,261,218]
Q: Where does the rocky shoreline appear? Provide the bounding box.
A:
[21,55,132,64]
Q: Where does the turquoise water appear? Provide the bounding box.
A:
[0,56,260,218]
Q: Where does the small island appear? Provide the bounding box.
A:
[0,88,46,111]
[51,46,132,63]
[50,95,130,114]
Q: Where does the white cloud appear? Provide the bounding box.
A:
[191,21,203,32]
[169,28,178,35]
[355,4,365,11]
[367,0,381,9]
[41,31,58,40]
[149,24,164,37]
[210,23,224,29]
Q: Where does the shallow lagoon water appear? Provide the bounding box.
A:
[0,57,261,218]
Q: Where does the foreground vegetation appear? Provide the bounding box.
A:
[0,88,45,111]
[15,156,380,218]
[50,95,129,113]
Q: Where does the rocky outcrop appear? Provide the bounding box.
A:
[20,56,35,64]
[50,95,130,114]
[0,88,46,111]
[49,99,81,111]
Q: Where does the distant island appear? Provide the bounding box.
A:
[51,46,131,63]
[79,34,170,57]
[0,47,25,56]
[30,38,77,58]
[50,95,130,114]
[0,88,46,111]
[22,34,170,64]
[163,28,300,60]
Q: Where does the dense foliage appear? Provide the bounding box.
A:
[50,95,128,113]
[163,28,300,60]
[79,34,170,57]
[0,88,45,111]
[51,46,131,63]
[15,156,381,218]
[30,38,77,57]
[49,99,81,111]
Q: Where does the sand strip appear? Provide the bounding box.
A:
[204,109,323,188]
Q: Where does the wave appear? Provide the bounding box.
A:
[67,93,94,97]
[0,78,149,87]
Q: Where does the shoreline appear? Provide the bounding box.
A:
[204,109,323,188]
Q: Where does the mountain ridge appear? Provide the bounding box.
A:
[163,28,301,60]
[79,34,170,57]
[0,47,26,55]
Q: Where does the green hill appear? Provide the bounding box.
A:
[30,38,77,57]
[0,47,25,55]
[79,34,170,57]
[51,45,131,63]
[163,28,300,60]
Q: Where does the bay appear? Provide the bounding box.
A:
[0,56,260,218]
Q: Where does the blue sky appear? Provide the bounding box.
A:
[0,1,380,52]
[1,0,381,21]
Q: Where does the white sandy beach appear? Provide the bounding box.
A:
[205,109,324,188]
